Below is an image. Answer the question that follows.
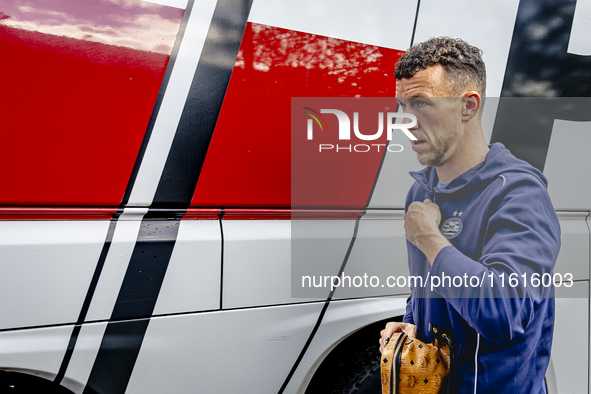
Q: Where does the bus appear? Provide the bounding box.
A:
[0,0,589,392]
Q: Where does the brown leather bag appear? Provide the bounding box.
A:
[381,324,452,394]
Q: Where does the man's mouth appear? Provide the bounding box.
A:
[412,139,426,146]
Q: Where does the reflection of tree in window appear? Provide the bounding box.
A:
[233,23,401,97]
[501,0,591,97]
[491,0,591,171]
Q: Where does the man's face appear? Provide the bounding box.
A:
[395,65,463,167]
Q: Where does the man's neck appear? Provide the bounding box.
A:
[436,131,490,183]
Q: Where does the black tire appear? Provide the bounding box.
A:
[346,363,381,394]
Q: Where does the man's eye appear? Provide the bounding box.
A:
[398,102,406,109]
[417,100,426,106]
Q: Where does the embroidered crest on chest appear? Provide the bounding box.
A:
[441,210,463,239]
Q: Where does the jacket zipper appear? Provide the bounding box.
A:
[390,333,407,394]
[409,173,437,340]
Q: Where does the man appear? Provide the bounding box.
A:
[379,37,560,393]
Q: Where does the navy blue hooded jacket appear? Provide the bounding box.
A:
[403,143,561,394]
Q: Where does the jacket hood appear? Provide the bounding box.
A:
[409,142,548,195]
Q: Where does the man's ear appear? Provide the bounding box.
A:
[461,92,482,121]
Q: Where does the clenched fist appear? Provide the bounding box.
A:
[404,199,451,265]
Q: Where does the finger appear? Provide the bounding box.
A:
[408,201,423,210]
[423,199,432,204]
[402,324,418,339]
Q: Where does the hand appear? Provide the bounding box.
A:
[404,199,442,245]
[404,199,451,264]
[379,322,417,354]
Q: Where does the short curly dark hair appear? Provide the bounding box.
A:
[394,37,486,97]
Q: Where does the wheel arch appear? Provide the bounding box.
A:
[303,314,404,394]
[0,369,78,393]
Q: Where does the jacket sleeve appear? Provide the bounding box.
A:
[429,175,560,342]
[403,295,414,324]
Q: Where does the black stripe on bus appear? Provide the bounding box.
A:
[82,1,255,391]
[491,0,591,171]
[57,0,196,386]
[120,0,196,207]
[83,214,182,394]
[278,214,364,393]
[151,0,254,208]
[409,0,421,47]
[54,209,123,385]
[83,318,151,394]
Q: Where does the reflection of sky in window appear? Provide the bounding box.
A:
[0,0,183,54]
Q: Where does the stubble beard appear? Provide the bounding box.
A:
[418,128,460,167]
